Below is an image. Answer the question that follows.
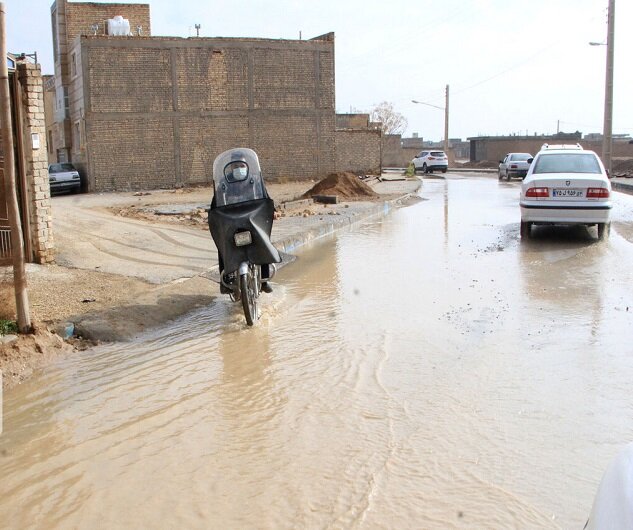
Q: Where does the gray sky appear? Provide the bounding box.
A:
[6,0,632,141]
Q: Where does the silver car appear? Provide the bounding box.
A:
[498,153,532,180]
[48,163,81,194]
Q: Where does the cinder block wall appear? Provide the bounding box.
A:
[335,130,381,174]
[76,34,336,191]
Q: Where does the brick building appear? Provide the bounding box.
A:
[335,113,381,175]
[50,0,337,191]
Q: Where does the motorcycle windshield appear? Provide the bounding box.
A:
[212,148,266,207]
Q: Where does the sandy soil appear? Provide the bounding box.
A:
[1,178,398,388]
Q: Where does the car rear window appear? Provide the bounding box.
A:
[510,154,531,161]
[430,152,445,157]
[49,163,76,173]
[533,153,601,174]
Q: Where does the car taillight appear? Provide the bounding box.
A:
[510,164,518,169]
[428,157,435,160]
[586,187,610,198]
[526,187,549,198]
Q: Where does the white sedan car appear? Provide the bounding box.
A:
[519,144,612,240]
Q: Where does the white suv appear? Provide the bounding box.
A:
[519,144,612,240]
[412,150,448,174]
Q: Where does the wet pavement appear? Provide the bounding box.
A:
[1,174,633,528]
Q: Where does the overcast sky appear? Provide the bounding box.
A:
[6,0,632,141]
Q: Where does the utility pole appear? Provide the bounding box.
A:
[0,2,31,333]
[602,0,615,176]
[444,84,450,155]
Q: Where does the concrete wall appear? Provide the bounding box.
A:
[73,34,336,191]
[335,129,381,174]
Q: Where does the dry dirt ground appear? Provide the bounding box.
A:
[1,176,401,388]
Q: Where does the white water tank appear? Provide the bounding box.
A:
[107,16,131,36]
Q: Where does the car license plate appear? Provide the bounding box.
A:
[553,189,584,198]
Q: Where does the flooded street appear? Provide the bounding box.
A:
[2,174,633,528]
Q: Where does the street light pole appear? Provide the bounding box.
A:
[602,0,615,176]
[411,83,450,153]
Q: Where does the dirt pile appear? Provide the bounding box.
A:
[302,172,379,200]
[0,324,79,388]
[612,158,633,177]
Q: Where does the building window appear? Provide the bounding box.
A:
[71,53,77,76]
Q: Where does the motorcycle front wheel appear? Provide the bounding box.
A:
[239,265,259,326]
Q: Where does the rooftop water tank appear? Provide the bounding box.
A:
[107,16,131,36]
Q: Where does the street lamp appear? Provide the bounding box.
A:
[412,84,450,154]
[589,0,615,176]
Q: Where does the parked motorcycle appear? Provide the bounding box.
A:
[208,148,281,326]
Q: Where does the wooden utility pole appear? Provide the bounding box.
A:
[0,2,32,333]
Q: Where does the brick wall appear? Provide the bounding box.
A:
[335,130,381,174]
[77,34,336,191]
[16,64,55,264]
[336,113,370,129]
[65,1,151,39]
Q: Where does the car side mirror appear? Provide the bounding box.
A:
[527,158,534,164]
[499,160,503,164]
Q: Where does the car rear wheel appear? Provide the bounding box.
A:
[520,221,532,239]
[597,222,610,240]
[441,168,447,173]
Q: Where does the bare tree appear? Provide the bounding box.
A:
[370,101,408,135]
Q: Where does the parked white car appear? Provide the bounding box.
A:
[519,144,612,240]
[412,150,448,174]
[499,152,532,180]
[48,163,81,194]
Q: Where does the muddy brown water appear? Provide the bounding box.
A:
[2,175,633,528]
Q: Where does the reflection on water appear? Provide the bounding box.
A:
[1,177,633,528]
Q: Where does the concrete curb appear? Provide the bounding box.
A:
[611,180,633,195]
[274,200,395,255]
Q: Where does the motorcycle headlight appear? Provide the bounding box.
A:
[234,231,252,247]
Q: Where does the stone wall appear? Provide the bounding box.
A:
[335,129,381,175]
[74,34,336,191]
